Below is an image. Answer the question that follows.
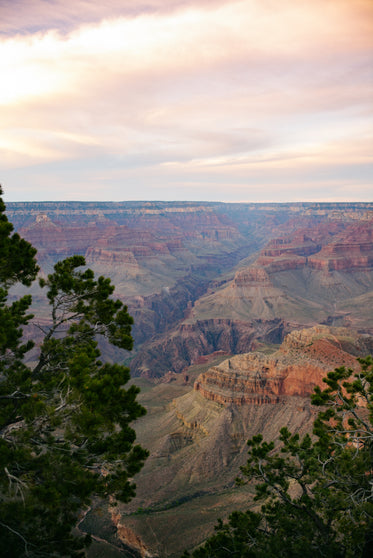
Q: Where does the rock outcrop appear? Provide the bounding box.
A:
[256,233,320,272]
[308,225,373,271]
[194,326,372,406]
[131,318,286,377]
[257,222,373,273]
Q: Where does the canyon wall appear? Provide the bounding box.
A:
[6,201,373,376]
[194,326,372,406]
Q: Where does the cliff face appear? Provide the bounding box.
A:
[15,205,246,280]
[194,326,372,406]
[130,318,286,377]
[13,203,255,357]
[18,218,104,261]
[257,222,373,273]
[308,225,373,271]
[10,203,373,278]
[256,233,320,272]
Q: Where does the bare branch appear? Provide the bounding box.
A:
[0,391,31,400]
[0,521,30,556]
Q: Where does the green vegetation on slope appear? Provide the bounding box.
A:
[0,187,148,557]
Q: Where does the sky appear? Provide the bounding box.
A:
[0,0,372,202]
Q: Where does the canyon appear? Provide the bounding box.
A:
[6,200,373,556]
[8,201,373,373]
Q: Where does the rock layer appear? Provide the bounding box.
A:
[308,226,373,271]
[194,326,372,406]
[258,222,373,273]
[131,318,286,377]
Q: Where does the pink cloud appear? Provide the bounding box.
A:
[0,0,372,201]
[0,0,229,35]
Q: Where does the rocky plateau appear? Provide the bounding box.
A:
[194,325,371,405]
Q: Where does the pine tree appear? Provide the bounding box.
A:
[0,187,148,557]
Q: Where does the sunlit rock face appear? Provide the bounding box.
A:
[256,223,373,273]
[194,326,373,406]
[308,225,373,272]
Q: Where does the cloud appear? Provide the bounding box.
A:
[0,0,372,201]
[0,0,230,36]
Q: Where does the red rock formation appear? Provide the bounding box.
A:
[194,326,366,406]
[131,318,286,377]
[308,225,373,271]
[256,255,307,272]
[256,223,373,274]
[260,234,320,258]
[17,205,241,271]
[192,350,230,365]
[233,267,271,287]
[85,247,138,265]
[255,233,317,272]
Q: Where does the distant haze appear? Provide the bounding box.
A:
[1,0,372,202]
